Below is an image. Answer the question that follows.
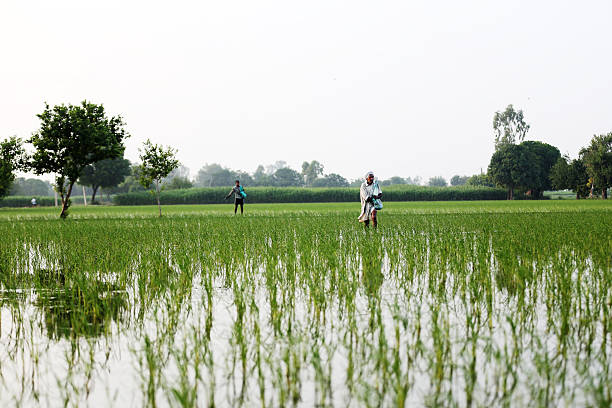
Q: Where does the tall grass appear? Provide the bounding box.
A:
[113,185,507,206]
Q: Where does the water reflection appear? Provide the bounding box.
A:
[33,269,127,340]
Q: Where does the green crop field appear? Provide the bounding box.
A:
[0,201,611,406]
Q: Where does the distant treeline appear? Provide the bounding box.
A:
[114,185,507,206]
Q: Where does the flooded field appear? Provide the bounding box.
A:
[0,201,610,407]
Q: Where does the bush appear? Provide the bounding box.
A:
[113,185,507,206]
[0,196,56,207]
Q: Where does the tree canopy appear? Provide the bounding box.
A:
[311,173,349,187]
[580,133,612,199]
[272,167,303,187]
[488,144,537,199]
[427,176,447,187]
[450,175,469,186]
[550,156,589,198]
[28,101,129,218]
[301,160,324,186]
[520,141,561,198]
[9,177,53,197]
[79,157,131,203]
[195,163,236,187]
[0,137,27,199]
[466,174,496,188]
[493,105,530,149]
[138,139,179,216]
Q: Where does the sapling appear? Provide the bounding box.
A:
[137,139,179,217]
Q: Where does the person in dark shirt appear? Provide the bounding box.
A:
[225,180,245,214]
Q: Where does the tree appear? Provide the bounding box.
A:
[79,157,131,203]
[9,177,53,196]
[311,173,349,187]
[428,176,447,187]
[0,137,27,199]
[549,157,571,191]
[195,163,235,187]
[253,165,275,186]
[520,141,561,198]
[233,170,253,186]
[272,167,303,187]
[28,101,129,218]
[381,176,407,186]
[493,105,530,149]
[163,164,190,183]
[165,177,193,190]
[569,159,590,198]
[550,156,589,199]
[138,139,179,217]
[488,144,537,199]
[109,165,146,194]
[162,164,194,190]
[466,173,496,188]
[450,175,469,186]
[301,160,324,186]
[579,133,612,199]
[265,161,287,175]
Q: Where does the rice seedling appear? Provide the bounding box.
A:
[0,200,610,406]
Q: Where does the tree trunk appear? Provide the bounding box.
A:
[603,186,608,199]
[156,180,162,217]
[507,187,514,200]
[91,185,99,204]
[60,181,75,219]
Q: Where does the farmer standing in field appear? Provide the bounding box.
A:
[358,171,382,229]
[225,180,246,215]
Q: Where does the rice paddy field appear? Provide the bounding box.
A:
[0,201,611,407]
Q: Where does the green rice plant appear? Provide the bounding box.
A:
[0,200,610,406]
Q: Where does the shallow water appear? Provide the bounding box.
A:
[0,204,611,406]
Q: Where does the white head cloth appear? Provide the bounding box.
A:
[365,171,374,180]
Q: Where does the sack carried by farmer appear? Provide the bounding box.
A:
[372,182,383,210]
[239,186,247,198]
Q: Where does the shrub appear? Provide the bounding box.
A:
[0,196,56,207]
[113,185,507,206]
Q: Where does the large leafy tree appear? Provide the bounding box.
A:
[79,157,131,203]
[579,133,611,199]
[520,141,561,198]
[0,137,27,199]
[488,144,537,199]
[138,139,179,217]
[28,101,129,218]
[493,105,530,149]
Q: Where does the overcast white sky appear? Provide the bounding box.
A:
[1,0,611,182]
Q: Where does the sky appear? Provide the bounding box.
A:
[1,0,611,183]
